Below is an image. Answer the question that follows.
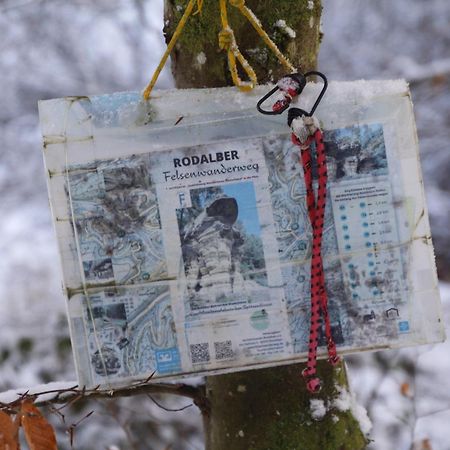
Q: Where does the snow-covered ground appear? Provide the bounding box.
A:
[0,0,449,449]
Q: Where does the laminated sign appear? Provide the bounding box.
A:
[39,80,444,389]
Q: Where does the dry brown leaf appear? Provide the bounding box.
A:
[21,401,57,450]
[400,382,412,398]
[431,74,446,87]
[412,438,433,450]
[0,409,20,450]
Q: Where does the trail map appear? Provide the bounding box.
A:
[39,82,444,388]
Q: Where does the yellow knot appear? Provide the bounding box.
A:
[229,0,245,8]
[219,28,234,50]
[193,0,204,15]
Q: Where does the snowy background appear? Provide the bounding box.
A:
[0,0,449,449]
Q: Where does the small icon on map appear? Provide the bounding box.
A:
[385,308,399,319]
[363,310,376,323]
[157,351,173,362]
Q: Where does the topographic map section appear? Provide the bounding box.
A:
[263,123,405,354]
[66,155,180,385]
[77,284,180,385]
[68,154,167,286]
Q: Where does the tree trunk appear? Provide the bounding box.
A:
[163,1,368,449]
[164,0,322,87]
[204,362,367,450]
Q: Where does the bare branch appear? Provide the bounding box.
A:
[0,376,207,413]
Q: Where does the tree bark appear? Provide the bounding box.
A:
[163,1,368,449]
[204,362,367,450]
[164,0,322,87]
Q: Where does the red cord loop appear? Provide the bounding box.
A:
[328,355,341,366]
[256,73,338,394]
[291,116,340,394]
[305,377,322,394]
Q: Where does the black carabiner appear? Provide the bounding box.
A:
[302,71,328,117]
[256,85,286,115]
[256,73,306,115]
[256,71,328,117]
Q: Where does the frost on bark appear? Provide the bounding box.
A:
[163,1,368,449]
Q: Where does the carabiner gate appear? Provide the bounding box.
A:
[256,71,328,118]
[256,73,306,115]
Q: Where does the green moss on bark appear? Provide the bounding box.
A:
[165,0,322,87]
[206,361,367,450]
[205,361,368,450]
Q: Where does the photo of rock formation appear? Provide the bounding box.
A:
[176,182,268,309]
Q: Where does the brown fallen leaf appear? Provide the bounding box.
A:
[400,382,413,398]
[0,409,20,450]
[21,400,57,450]
[412,438,433,450]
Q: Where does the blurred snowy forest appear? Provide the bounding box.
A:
[0,0,449,449]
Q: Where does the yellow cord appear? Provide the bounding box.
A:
[143,0,199,100]
[229,0,295,73]
[193,0,204,14]
[219,0,257,91]
[143,0,295,100]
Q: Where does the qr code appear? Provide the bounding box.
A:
[190,343,210,364]
[214,340,234,360]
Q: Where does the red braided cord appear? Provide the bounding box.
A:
[292,129,340,393]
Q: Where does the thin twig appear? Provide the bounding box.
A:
[147,394,193,412]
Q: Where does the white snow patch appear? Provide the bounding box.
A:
[307,1,314,10]
[237,384,247,393]
[310,398,327,420]
[333,385,352,411]
[332,414,339,423]
[196,52,207,65]
[309,16,315,28]
[277,76,301,92]
[274,19,296,39]
[238,430,245,437]
[246,47,268,64]
[0,381,78,404]
[333,385,372,435]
